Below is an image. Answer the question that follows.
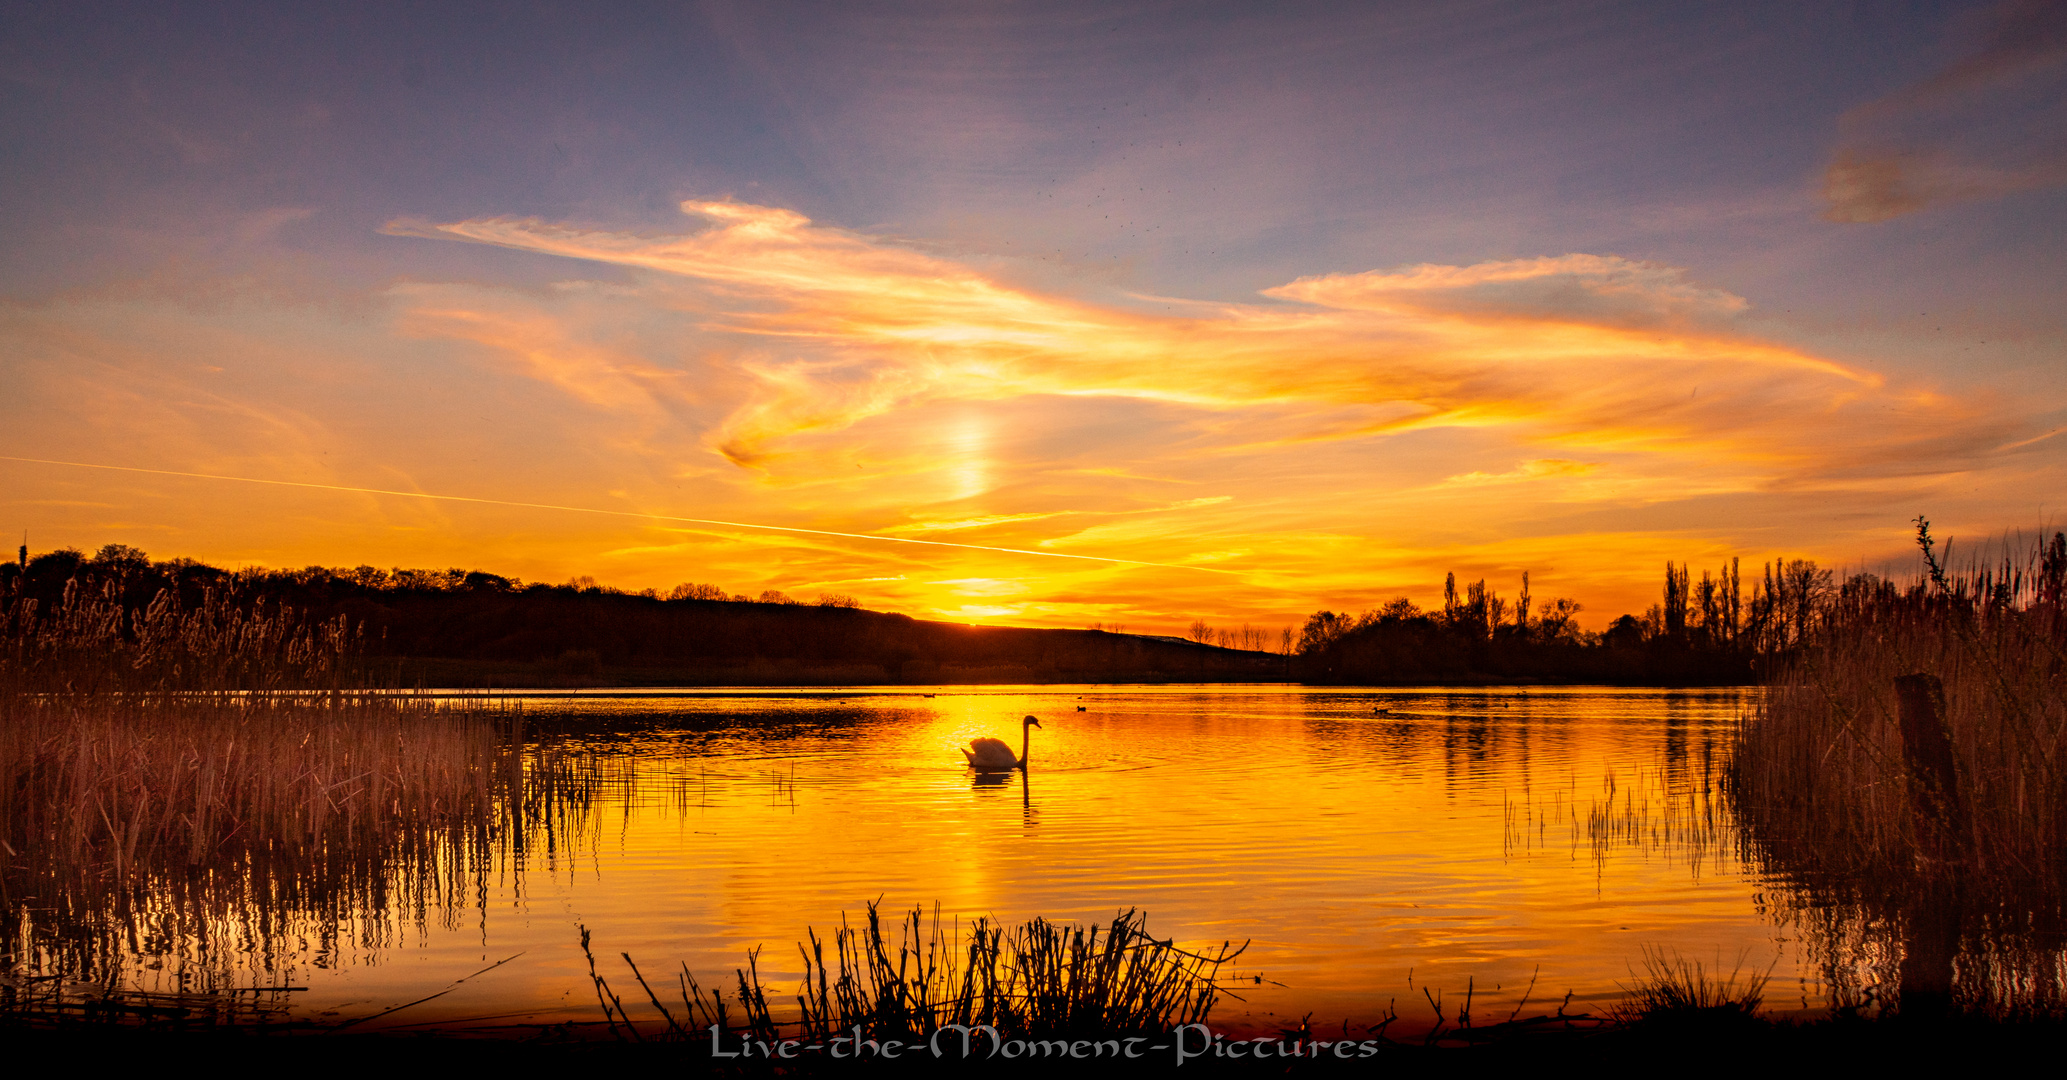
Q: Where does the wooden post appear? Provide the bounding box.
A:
[1894,672,1967,1021]
[1894,673,1969,863]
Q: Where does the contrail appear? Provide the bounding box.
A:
[0,455,1235,574]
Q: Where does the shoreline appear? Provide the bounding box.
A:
[9,1007,2062,1069]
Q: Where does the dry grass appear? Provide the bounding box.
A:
[1732,534,2067,891]
[2,576,361,696]
[1731,527,2067,1012]
[585,901,1247,1045]
[0,694,498,876]
[0,576,607,1022]
[0,692,529,1000]
[1615,947,1769,1027]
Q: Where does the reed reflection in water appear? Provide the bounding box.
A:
[0,695,614,1014]
[9,685,2057,1033]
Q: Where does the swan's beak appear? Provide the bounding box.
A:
[1024,715,1041,727]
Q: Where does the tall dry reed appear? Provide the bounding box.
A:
[1731,526,2067,1011]
[0,692,524,988]
[1,575,360,696]
[0,574,609,1016]
[1733,529,2067,888]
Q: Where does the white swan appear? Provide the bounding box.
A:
[963,714,1040,771]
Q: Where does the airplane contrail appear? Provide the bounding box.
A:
[0,455,1236,574]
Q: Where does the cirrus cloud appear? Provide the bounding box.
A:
[1823,0,2067,222]
[392,199,1985,490]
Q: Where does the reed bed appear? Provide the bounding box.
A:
[0,574,619,1025]
[1,695,618,1022]
[1731,527,2067,1013]
[1733,531,2067,888]
[2,575,361,696]
[586,902,1247,1045]
[0,694,497,879]
[0,692,526,1002]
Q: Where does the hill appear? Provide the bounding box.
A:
[1,547,1286,686]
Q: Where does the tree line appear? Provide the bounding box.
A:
[8,537,1962,688]
[1286,557,1855,685]
[0,544,1279,687]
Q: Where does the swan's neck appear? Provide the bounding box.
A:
[1020,726,1031,769]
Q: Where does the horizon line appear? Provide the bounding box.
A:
[0,455,1239,575]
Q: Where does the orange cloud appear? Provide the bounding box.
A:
[3,199,2048,638]
[366,198,2067,626]
[401,202,1956,492]
[1442,459,1598,486]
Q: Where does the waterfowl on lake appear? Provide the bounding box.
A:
[963,714,1040,771]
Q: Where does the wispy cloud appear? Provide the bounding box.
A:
[1862,0,2067,111]
[1442,459,1597,486]
[2,196,2042,635]
[361,198,2059,623]
[1824,0,2067,222]
[1265,255,1753,329]
[400,202,1968,493]
[881,496,1235,534]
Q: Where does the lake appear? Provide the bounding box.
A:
[21,684,1840,1034]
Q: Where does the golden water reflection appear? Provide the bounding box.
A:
[17,686,1834,1032]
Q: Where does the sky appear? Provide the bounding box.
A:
[3,0,2065,633]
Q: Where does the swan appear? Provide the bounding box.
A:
[963,714,1041,771]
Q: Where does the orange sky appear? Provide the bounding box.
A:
[6,197,2057,632]
[4,3,2064,634]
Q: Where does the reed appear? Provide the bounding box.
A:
[0,574,611,1023]
[1733,529,2067,887]
[1614,947,1769,1027]
[0,691,524,993]
[1730,525,2067,1012]
[585,901,1247,1045]
[2,574,361,697]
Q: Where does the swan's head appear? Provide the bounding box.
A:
[1023,714,1042,728]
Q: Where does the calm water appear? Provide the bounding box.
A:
[43,685,1831,1032]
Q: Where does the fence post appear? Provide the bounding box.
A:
[1893,672,1967,1022]
[1894,673,1969,863]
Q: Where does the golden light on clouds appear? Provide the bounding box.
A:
[402,203,1918,471]
[2,197,2051,633]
